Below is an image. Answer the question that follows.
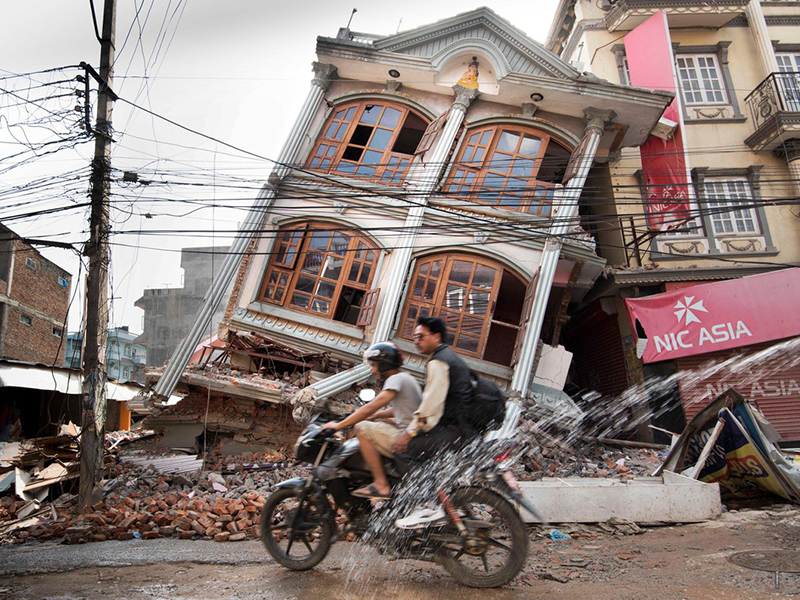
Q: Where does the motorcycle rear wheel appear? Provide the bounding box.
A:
[438,487,528,588]
[260,487,333,570]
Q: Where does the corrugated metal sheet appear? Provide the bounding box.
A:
[119,453,204,474]
[677,339,800,442]
[0,360,182,403]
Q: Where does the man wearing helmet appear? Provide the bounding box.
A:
[321,342,422,499]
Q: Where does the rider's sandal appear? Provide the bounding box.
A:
[351,484,392,500]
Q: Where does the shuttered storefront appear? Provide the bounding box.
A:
[676,339,800,442]
[564,305,629,397]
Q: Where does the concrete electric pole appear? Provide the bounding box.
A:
[79,0,116,509]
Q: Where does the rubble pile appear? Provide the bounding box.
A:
[0,424,115,511]
[516,418,665,481]
[1,449,306,545]
[222,331,331,376]
[186,360,309,387]
[144,391,302,451]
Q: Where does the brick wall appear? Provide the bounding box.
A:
[0,239,71,365]
[1,304,66,364]
[220,237,258,335]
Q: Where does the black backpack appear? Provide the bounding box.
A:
[457,372,507,438]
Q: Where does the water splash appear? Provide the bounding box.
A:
[533,335,800,447]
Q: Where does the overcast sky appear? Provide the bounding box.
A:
[1,0,558,334]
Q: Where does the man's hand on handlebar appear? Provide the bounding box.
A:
[321,421,342,432]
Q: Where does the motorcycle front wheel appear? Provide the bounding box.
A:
[438,487,529,588]
[260,487,333,570]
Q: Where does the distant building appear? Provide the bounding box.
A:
[0,223,72,365]
[65,326,147,384]
[135,246,231,367]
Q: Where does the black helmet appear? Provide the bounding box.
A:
[364,342,403,374]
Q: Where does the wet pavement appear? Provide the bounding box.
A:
[3,508,800,600]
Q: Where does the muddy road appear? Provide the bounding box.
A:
[3,506,800,599]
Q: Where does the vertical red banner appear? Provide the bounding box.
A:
[624,11,691,231]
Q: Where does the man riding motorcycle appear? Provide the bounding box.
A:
[321,342,422,499]
[392,315,472,528]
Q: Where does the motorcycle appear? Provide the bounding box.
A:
[260,396,543,588]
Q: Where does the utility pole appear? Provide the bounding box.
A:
[80,0,116,509]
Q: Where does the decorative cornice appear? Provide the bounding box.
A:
[605,0,748,32]
[545,0,578,54]
[776,139,800,162]
[727,15,800,27]
[372,10,578,80]
[609,264,784,285]
[231,307,370,361]
[562,19,606,62]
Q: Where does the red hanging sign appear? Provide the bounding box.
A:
[624,11,692,231]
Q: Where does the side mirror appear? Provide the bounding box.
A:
[358,388,376,403]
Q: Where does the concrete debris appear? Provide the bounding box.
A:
[598,517,644,536]
[142,391,302,453]
[105,429,156,449]
[220,331,331,377]
[0,433,103,502]
[514,420,665,482]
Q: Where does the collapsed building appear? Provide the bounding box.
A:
[133,7,672,450]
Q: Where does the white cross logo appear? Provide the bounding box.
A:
[674,296,708,325]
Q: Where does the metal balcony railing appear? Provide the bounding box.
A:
[745,71,800,131]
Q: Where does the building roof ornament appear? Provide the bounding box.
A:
[456,57,480,89]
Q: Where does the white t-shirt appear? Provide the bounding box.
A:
[382,372,422,429]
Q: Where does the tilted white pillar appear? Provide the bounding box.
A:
[310,85,480,400]
[149,63,338,402]
[746,0,779,77]
[371,86,479,341]
[510,108,613,397]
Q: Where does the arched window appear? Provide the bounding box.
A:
[399,254,529,366]
[307,100,430,185]
[260,222,379,325]
[445,124,571,215]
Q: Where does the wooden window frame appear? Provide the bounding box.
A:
[258,223,380,323]
[307,100,430,186]
[356,288,380,327]
[444,124,565,216]
[415,109,449,155]
[399,254,526,360]
[511,268,539,368]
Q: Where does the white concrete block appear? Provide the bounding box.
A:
[532,344,572,391]
[517,471,721,524]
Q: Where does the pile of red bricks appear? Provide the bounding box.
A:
[57,488,265,544]
[3,454,307,545]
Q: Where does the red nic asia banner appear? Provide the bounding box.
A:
[624,269,800,364]
[624,11,692,231]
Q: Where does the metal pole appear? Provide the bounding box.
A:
[80,0,116,509]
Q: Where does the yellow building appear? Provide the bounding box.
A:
[547,1,800,440]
